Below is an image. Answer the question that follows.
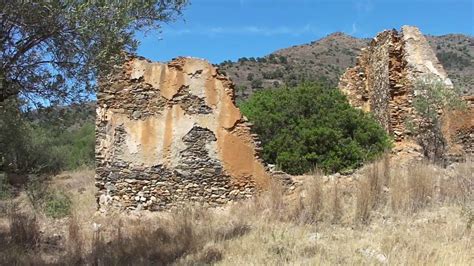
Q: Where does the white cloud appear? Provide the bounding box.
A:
[351,23,358,34]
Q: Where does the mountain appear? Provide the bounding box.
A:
[26,101,95,129]
[426,34,474,95]
[217,32,474,100]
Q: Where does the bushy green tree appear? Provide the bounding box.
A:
[247,73,254,81]
[278,55,288,64]
[412,79,465,127]
[1,100,95,174]
[409,78,466,161]
[240,83,391,174]
[0,99,33,173]
[251,79,263,89]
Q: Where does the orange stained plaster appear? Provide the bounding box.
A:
[204,68,218,107]
[143,63,162,91]
[162,106,174,166]
[215,81,241,129]
[140,117,159,162]
[217,129,270,188]
[215,76,270,189]
[138,61,185,100]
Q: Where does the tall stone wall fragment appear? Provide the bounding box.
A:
[96,56,271,211]
[338,25,473,160]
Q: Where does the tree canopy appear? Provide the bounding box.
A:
[0,0,187,106]
[0,0,187,174]
[240,83,392,174]
[409,78,467,161]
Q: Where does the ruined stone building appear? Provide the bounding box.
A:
[338,26,473,159]
[96,57,272,211]
[96,26,472,211]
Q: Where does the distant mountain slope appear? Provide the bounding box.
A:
[426,34,474,95]
[218,32,474,100]
[26,101,95,129]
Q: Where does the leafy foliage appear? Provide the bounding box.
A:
[0,0,187,105]
[409,78,467,161]
[1,100,95,174]
[26,177,50,209]
[27,120,95,172]
[43,191,71,218]
[412,79,466,127]
[240,83,391,174]
[0,1,186,177]
[0,173,12,199]
[436,51,471,70]
[251,79,263,89]
[26,177,71,218]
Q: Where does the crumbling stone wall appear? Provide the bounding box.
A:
[96,56,271,211]
[339,25,472,159]
[338,30,399,133]
[442,96,474,159]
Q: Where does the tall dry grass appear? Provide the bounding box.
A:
[0,207,46,265]
[354,155,391,224]
[354,156,473,223]
[0,158,472,264]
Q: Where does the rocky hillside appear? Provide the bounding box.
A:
[427,34,474,95]
[218,32,474,100]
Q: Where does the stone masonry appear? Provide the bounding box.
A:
[96,56,272,211]
[338,26,472,160]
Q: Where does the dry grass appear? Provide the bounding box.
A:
[52,168,96,219]
[0,158,472,265]
[0,207,46,265]
[354,155,391,224]
[213,206,472,265]
[215,157,473,265]
[8,210,40,249]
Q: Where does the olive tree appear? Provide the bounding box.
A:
[0,0,188,106]
[409,78,466,161]
[0,0,187,174]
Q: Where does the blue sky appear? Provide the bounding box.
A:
[137,0,473,64]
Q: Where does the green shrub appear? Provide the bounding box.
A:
[240,83,392,174]
[0,99,33,174]
[437,51,471,70]
[1,99,95,175]
[409,78,467,161]
[59,122,95,169]
[0,173,12,199]
[26,177,50,209]
[247,73,254,81]
[26,177,71,218]
[251,79,263,89]
[43,192,71,218]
